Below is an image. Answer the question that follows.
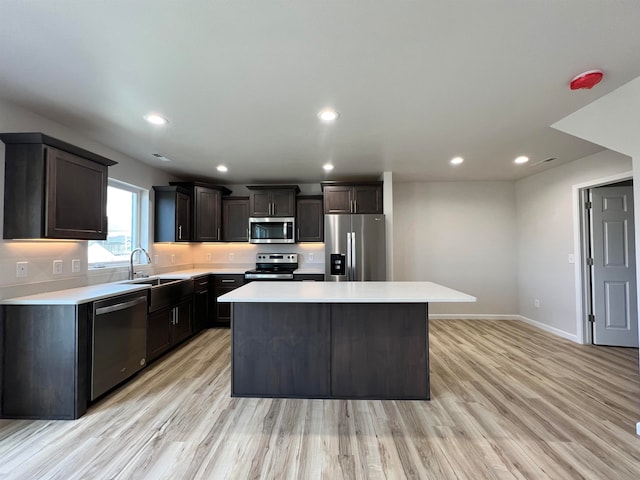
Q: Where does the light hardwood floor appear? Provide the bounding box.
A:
[1,319,639,479]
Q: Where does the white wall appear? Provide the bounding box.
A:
[0,98,181,299]
[515,150,632,337]
[393,181,517,315]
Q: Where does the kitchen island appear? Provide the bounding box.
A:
[217,281,475,400]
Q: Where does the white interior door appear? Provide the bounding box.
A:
[591,186,639,347]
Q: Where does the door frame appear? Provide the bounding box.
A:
[572,171,634,344]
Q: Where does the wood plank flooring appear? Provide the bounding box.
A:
[1,319,639,479]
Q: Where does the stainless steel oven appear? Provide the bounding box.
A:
[248,217,295,244]
[245,253,298,280]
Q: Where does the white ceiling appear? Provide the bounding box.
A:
[1,0,640,184]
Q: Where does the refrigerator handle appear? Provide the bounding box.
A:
[346,232,352,280]
[351,231,357,281]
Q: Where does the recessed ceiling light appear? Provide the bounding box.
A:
[144,113,168,125]
[216,165,228,173]
[318,109,339,122]
[514,156,529,164]
[323,163,334,172]
[450,156,464,165]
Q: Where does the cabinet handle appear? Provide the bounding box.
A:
[297,228,300,241]
[178,225,182,240]
[221,279,236,283]
[198,281,208,286]
[217,227,221,240]
[272,203,276,215]
[354,201,358,213]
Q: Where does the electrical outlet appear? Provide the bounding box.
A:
[16,261,28,278]
[228,253,235,261]
[53,260,63,275]
[171,254,175,264]
[71,259,81,273]
[154,255,159,264]
[308,252,315,262]
[568,253,575,264]
[534,299,540,308]
[206,253,212,262]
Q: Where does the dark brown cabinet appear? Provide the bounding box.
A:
[153,186,191,242]
[222,196,249,241]
[293,274,325,281]
[147,299,193,362]
[193,275,211,331]
[0,133,116,240]
[212,274,245,327]
[247,185,300,217]
[0,303,90,419]
[170,182,231,242]
[321,181,383,214]
[296,195,323,242]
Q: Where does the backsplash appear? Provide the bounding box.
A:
[0,241,325,300]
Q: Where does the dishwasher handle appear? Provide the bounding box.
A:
[95,296,147,315]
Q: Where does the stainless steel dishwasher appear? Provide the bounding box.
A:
[91,291,148,400]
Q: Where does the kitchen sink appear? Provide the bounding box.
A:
[128,277,183,286]
[124,277,194,312]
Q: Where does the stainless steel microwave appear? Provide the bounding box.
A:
[248,217,295,243]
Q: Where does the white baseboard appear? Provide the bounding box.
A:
[428,314,520,321]
[514,315,580,343]
[429,314,580,344]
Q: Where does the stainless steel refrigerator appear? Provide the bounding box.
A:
[325,214,386,281]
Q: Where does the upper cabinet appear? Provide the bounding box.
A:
[169,182,231,242]
[247,185,300,217]
[222,196,250,242]
[296,195,323,242]
[153,186,192,242]
[0,132,116,240]
[321,181,383,214]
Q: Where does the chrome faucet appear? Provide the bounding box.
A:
[130,247,152,280]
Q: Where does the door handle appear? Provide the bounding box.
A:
[178,225,182,240]
[346,232,352,280]
[217,227,221,240]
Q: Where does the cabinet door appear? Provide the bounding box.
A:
[222,197,249,241]
[213,275,245,327]
[172,301,192,344]
[46,147,108,239]
[271,189,296,217]
[193,187,221,241]
[193,278,211,331]
[176,192,191,241]
[296,197,323,242]
[353,185,382,214]
[147,308,173,362]
[249,191,271,217]
[323,186,352,214]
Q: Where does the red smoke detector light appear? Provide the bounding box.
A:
[570,70,604,90]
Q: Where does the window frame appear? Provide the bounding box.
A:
[88,178,149,270]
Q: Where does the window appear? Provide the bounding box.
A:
[89,179,148,268]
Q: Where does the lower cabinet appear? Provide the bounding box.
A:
[293,274,325,281]
[147,299,193,363]
[193,275,212,331]
[212,274,245,327]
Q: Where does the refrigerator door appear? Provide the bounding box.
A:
[325,215,353,282]
[351,214,386,281]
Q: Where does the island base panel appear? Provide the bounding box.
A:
[232,303,331,397]
[231,302,429,399]
[331,303,428,399]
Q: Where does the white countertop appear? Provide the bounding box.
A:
[0,283,153,305]
[0,265,326,305]
[217,281,476,304]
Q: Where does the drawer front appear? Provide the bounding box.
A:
[214,274,245,287]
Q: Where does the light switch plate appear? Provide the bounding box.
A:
[228,253,235,261]
[308,253,315,262]
[72,259,81,273]
[53,260,63,275]
[154,255,159,264]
